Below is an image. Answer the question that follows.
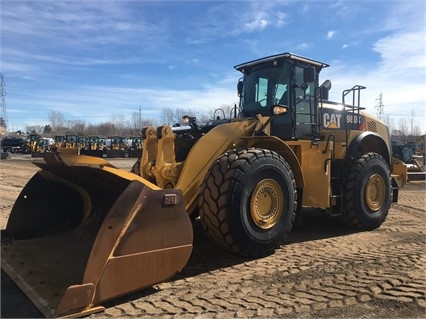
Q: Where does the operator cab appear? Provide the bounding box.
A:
[235,53,329,140]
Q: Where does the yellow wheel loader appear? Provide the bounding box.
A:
[81,136,105,158]
[106,136,127,158]
[1,53,407,317]
[21,133,42,157]
[53,134,81,155]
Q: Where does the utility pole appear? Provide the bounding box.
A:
[0,73,7,131]
[139,105,142,128]
[375,92,384,121]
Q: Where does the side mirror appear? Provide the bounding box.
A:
[303,66,315,83]
[237,79,243,97]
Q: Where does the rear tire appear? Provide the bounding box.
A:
[199,148,297,257]
[342,152,391,230]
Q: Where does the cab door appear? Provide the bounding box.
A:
[293,65,317,139]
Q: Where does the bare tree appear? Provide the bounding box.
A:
[110,114,126,136]
[195,109,213,123]
[409,110,419,137]
[48,110,66,132]
[141,119,155,127]
[412,126,422,137]
[130,111,142,131]
[25,125,43,134]
[384,114,394,135]
[85,124,99,136]
[161,107,175,126]
[25,105,426,141]
[70,120,86,136]
[397,118,408,142]
[43,124,52,134]
[96,122,115,137]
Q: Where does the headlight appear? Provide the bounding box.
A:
[182,116,190,124]
[273,106,288,115]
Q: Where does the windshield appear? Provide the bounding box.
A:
[240,62,291,117]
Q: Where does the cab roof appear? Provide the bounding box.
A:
[234,52,329,73]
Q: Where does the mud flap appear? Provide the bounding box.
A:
[1,154,193,318]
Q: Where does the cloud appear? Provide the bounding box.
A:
[1,1,168,55]
[244,17,269,32]
[241,4,288,32]
[3,48,127,68]
[322,33,425,131]
[327,30,337,39]
[274,11,288,27]
[373,30,426,72]
[302,4,310,13]
[295,43,311,51]
[6,81,240,128]
[320,1,426,132]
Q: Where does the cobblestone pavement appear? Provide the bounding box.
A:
[1,158,425,318]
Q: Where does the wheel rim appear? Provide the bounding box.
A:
[365,173,386,212]
[250,179,283,229]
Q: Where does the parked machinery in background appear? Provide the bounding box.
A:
[65,134,78,149]
[49,135,65,153]
[392,140,424,171]
[21,134,41,156]
[0,133,26,159]
[106,135,127,158]
[128,135,142,158]
[78,136,88,153]
[0,136,26,153]
[55,135,66,147]
[81,136,107,158]
[392,140,425,180]
[54,134,81,155]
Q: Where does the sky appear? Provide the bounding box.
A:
[1,0,425,134]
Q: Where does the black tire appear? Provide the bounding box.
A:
[342,152,392,230]
[199,148,297,257]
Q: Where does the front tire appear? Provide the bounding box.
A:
[342,153,392,230]
[199,148,297,257]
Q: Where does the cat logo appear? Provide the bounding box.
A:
[323,112,342,129]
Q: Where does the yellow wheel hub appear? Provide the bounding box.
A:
[365,174,386,212]
[250,179,283,229]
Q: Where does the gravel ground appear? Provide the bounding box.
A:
[1,155,425,318]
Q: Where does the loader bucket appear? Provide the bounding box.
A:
[1,153,193,318]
